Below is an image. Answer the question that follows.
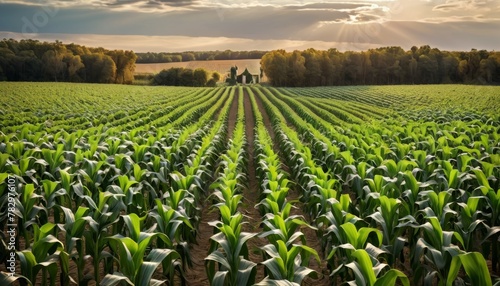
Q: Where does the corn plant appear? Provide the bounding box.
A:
[56,205,92,284]
[367,196,409,267]
[454,196,488,252]
[17,223,65,286]
[412,216,462,286]
[84,190,126,284]
[150,198,194,267]
[16,184,45,246]
[209,178,243,216]
[259,240,320,284]
[105,213,181,286]
[260,212,313,247]
[326,222,383,281]
[346,249,409,286]
[205,212,257,286]
[479,186,500,272]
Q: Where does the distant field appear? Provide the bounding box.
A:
[135,59,264,81]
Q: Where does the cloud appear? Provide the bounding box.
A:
[418,14,500,23]
[0,1,499,52]
[289,2,390,23]
[0,0,402,13]
[0,0,199,12]
[432,0,497,12]
[0,31,381,52]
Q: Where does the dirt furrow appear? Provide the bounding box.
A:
[184,202,218,285]
[226,89,239,140]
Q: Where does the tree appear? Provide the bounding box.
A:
[458,59,469,83]
[108,50,137,84]
[17,50,42,81]
[152,67,211,86]
[302,48,322,86]
[261,50,287,86]
[344,52,364,85]
[181,53,195,62]
[81,53,116,83]
[287,51,306,87]
[63,53,84,82]
[478,58,496,83]
[0,39,135,84]
[259,46,499,86]
[417,54,438,84]
[42,50,65,81]
[193,68,208,86]
[440,54,459,83]
[212,72,221,82]
[409,57,418,84]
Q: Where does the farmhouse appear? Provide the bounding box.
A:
[226,66,262,85]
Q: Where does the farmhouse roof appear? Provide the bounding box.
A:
[239,66,260,75]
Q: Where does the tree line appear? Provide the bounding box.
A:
[0,39,137,84]
[261,46,500,86]
[151,67,220,87]
[136,50,267,63]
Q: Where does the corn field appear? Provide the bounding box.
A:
[0,82,499,286]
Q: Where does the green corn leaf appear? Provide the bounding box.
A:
[122,213,141,241]
[262,256,286,280]
[293,266,317,283]
[137,248,177,286]
[255,277,300,286]
[17,250,37,281]
[32,235,63,262]
[101,273,134,286]
[236,259,257,286]
[374,269,409,286]
[59,169,72,191]
[446,252,492,286]
[277,240,288,264]
[205,250,232,270]
[473,169,492,194]
[107,236,136,279]
[350,249,377,286]
[292,244,321,265]
[0,273,33,286]
[212,271,229,286]
[0,153,10,172]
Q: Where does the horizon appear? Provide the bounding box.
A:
[1,32,497,54]
[0,1,499,53]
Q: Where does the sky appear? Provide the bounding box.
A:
[0,0,499,52]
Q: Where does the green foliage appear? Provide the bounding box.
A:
[1,83,498,286]
[262,46,500,86]
[152,67,215,87]
[0,39,136,84]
